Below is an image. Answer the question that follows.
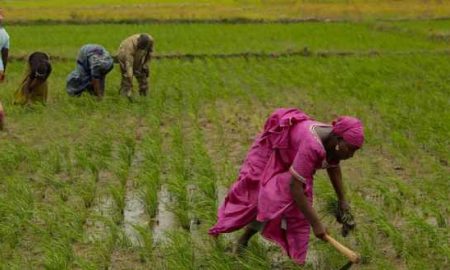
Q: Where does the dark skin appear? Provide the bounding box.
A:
[91,78,104,100]
[237,126,359,247]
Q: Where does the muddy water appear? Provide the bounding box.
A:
[215,185,236,243]
[84,167,120,242]
[122,151,149,247]
[85,195,116,242]
[305,248,320,269]
[187,183,200,233]
[153,184,177,244]
[216,185,228,208]
[123,191,148,246]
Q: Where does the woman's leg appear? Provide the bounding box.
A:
[237,221,264,247]
[233,220,266,254]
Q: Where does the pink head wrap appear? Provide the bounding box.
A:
[332,116,364,148]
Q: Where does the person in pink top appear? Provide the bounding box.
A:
[209,108,364,265]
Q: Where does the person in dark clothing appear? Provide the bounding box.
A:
[66,44,113,100]
[14,52,52,105]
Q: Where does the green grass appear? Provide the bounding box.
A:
[0,20,449,269]
[7,21,449,59]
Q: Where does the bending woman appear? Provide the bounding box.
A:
[14,52,52,105]
[66,44,113,99]
[209,108,364,265]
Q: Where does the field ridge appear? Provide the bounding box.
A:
[6,16,450,26]
[8,48,450,63]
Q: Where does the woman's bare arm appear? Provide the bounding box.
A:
[326,166,349,209]
[290,177,326,240]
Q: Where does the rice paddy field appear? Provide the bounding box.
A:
[0,1,449,269]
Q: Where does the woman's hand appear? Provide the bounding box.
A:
[337,201,353,223]
[338,200,350,212]
[336,200,356,236]
[312,222,327,240]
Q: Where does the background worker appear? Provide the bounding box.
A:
[0,9,10,83]
[14,52,52,105]
[66,44,113,99]
[117,33,153,99]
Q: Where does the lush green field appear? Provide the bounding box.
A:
[1,15,449,270]
[6,21,450,62]
[3,0,450,22]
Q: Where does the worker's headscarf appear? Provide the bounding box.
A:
[332,116,364,148]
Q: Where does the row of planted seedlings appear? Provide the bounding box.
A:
[1,132,120,268]
[144,59,221,268]
[108,98,164,268]
[73,123,137,269]
[189,58,293,268]
[0,137,36,267]
[165,61,232,269]
[62,97,138,269]
[137,61,188,268]
[0,95,129,269]
[159,65,201,266]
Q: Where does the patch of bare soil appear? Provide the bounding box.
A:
[152,184,177,245]
[109,248,148,270]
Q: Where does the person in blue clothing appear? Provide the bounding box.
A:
[0,9,10,83]
[66,44,113,99]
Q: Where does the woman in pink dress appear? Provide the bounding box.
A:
[209,108,364,265]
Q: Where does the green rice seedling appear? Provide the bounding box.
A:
[167,176,190,230]
[0,143,31,176]
[165,122,191,230]
[0,176,34,250]
[77,175,97,209]
[185,132,218,225]
[118,137,136,169]
[43,238,73,270]
[109,185,126,221]
[138,132,163,220]
[132,224,153,256]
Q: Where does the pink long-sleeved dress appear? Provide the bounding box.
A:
[209,108,338,264]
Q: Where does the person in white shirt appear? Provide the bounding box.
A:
[0,9,10,82]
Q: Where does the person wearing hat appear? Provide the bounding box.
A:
[116,33,154,98]
[209,108,364,265]
[0,9,10,83]
[14,52,52,105]
[66,44,113,99]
